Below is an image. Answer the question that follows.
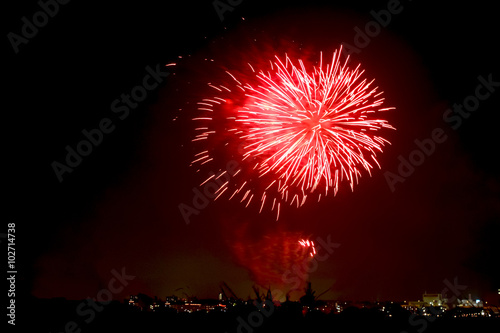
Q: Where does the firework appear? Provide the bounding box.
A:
[192,47,394,218]
[298,238,317,257]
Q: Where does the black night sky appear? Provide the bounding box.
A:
[5,0,500,317]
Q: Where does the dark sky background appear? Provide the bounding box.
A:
[5,0,499,304]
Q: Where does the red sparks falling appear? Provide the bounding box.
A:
[298,239,316,257]
[192,47,395,219]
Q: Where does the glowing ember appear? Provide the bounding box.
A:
[298,239,316,257]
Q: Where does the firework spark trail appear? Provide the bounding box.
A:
[192,47,394,218]
[298,238,316,257]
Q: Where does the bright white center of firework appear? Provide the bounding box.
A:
[301,113,325,131]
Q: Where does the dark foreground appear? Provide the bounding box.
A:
[18,297,500,333]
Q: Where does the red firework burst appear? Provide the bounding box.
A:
[192,47,394,219]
